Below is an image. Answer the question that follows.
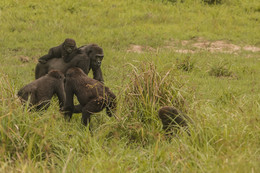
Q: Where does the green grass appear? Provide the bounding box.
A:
[1,0,260,172]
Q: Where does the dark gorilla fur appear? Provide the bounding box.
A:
[35,44,104,82]
[38,38,77,64]
[63,67,116,126]
[18,70,65,111]
[158,106,192,135]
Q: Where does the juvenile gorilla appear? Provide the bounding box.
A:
[38,38,77,64]
[158,106,192,135]
[63,67,116,126]
[35,44,104,82]
[18,70,65,111]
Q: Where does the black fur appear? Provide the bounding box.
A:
[63,67,116,126]
[35,44,104,82]
[38,38,77,64]
[18,70,65,111]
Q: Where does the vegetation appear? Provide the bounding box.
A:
[0,0,259,172]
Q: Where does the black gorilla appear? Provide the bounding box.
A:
[158,106,192,135]
[18,70,65,111]
[63,67,116,126]
[35,44,104,82]
[38,38,77,64]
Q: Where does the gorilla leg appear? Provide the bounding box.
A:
[74,104,83,113]
[81,110,91,127]
[35,63,48,79]
[81,99,106,126]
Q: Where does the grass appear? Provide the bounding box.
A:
[0,0,260,172]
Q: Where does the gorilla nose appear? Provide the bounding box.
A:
[97,61,101,65]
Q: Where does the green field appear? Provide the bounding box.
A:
[0,0,260,172]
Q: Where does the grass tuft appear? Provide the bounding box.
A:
[124,62,191,124]
[176,56,195,72]
[208,61,234,77]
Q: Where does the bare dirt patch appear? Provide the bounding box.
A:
[16,55,38,63]
[18,56,30,63]
[192,40,241,53]
[243,46,260,52]
[127,37,260,54]
[127,44,155,53]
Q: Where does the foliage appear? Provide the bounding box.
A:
[124,62,191,124]
[0,0,260,172]
[176,56,195,72]
[209,61,234,77]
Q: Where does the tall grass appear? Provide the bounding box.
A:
[124,62,191,123]
[0,0,260,172]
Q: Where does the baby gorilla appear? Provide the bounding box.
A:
[38,38,77,64]
[158,106,192,135]
[63,67,117,126]
[17,70,65,111]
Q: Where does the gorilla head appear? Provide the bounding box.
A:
[63,38,77,54]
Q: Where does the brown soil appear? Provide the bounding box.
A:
[127,37,260,54]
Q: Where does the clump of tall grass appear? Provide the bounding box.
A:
[176,56,195,72]
[0,73,75,167]
[208,61,234,78]
[123,62,192,125]
[0,74,46,162]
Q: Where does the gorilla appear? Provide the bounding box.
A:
[17,70,65,111]
[158,106,192,135]
[35,44,104,82]
[38,38,77,64]
[63,67,116,127]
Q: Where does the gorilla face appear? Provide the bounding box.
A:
[89,52,103,68]
[93,54,104,67]
[63,39,77,54]
[65,45,75,53]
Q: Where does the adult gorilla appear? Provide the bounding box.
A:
[35,44,104,82]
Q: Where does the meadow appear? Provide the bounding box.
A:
[0,0,260,172]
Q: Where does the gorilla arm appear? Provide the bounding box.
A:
[38,46,62,63]
[92,67,104,83]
